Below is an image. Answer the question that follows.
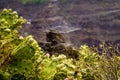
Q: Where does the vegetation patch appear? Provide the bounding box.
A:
[0,9,120,80]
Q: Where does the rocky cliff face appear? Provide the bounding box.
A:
[0,0,120,47]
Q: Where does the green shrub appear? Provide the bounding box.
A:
[0,9,76,80]
[0,9,120,80]
[75,45,120,80]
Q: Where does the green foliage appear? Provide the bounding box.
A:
[0,9,75,80]
[21,0,48,4]
[36,54,76,80]
[75,45,120,80]
[60,0,67,4]
[20,0,67,4]
[0,8,40,79]
[0,9,120,80]
[0,8,26,66]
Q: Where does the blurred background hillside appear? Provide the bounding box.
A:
[0,0,120,47]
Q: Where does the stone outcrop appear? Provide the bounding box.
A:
[39,30,79,59]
